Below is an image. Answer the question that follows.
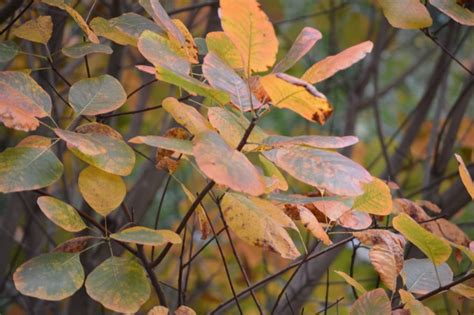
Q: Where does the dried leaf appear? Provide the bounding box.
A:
[376,0,432,29]
[75,122,123,139]
[162,97,213,135]
[350,288,391,315]
[297,205,331,245]
[454,153,474,199]
[172,19,198,64]
[53,236,95,253]
[13,16,53,44]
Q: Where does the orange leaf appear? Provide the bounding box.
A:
[297,205,332,245]
[429,0,474,26]
[376,0,432,29]
[454,153,474,199]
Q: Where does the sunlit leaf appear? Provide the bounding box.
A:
[429,0,474,26]
[352,177,392,215]
[13,252,84,301]
[85,257,150,313]
[205,32,243,70]
[111,226,181,246]
[0,146,63,193]
[172,19,198,64]
[193,131,265,196]
[264,144,372,196]
[162,97,213,135]
[263,134,358,149]
[454,153,474,199]
[219,0,278,74]
[129,136,193,155]
[402,258,453,294]
[297,205,331,245]
[376,0,432,29]
[207,107,267,151]
[138,30,190,76]
[0,41,19,62]
[0,71,52,131]
[334,270,367,295]
[393,213,452,265]
[78,166,126,216]
[350,288,391,315]
[302,41,373,84]
[69,74,127,116]
[37,196,86,232]
[13,16,52,44]
[222,192,300,259]
[399,289,435,314]
[260,73,333,124]
[203,52,262,111]
[62,42,113,58]
[273,27,322,73]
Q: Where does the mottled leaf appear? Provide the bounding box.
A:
[0,71,52,131]
[399,289,435,314]
[54,236,95,253]
[111,226,181,246]
[76,122,123,139]
[148,306,169,315]
[13,16,52,44]
[258,154,288,191]
[55,129,106,155]
[454,153,474,199]
[402,258,453,294]
[78,166,126,216]
[376,0,432,29]
[17,135,52,148]
[37,196,86,232]
[14,252,84,301]
[69,74,127,116]
[140,0,185,46]
[222,193,299,259]
[62,42,113,58]
[263,134,358,149]
[162,97,213,135]
[172,19,198,63]
[220,0,278,74]
[339,210,372,230]
[193,131,265,196]
[334,270,367,295]
[350,288,391,315]
[393,213,452,265]
[0,41,19,63]
[205,31,243,69]
[260,73,332,124]
[302,41,373,84]
[129,136,193,155]
[90,17,136,46]
[352,177,392,215]
[273,27,322,73]
[175,305,197,315]
[430,0,474,26]
[85,257,150,313]
[297,205,331,245]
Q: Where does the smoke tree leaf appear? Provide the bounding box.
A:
[302,41,373,84]
[399,289,435,314]
[273,27,322,73]
[13,252,84,301]
[402,258,453,294]
[161,97,213,135]
[129,136,193,155]
[13,16,53,44]
[220,0,278,74]
[352,177,392,215]
[376,0,432,29]
[205,32,243,70]
[350,288,391,315]
[193,131,266,196]
[55,129,106,155]
[0,41,19,62]
[62,42,113,58]
[85,257,150,313]
[222,193,300,260]
[37,196,86,232]
[334,270,367,295]
[258,154,288,191]
[454,153,474,199]
[297,205,332,245]
[78,166,126,216]
[262,134,358,149]
[69,74,127,116]
[90,17,137,46]
[111,226,181,246]
[0,71,52,131]
[450,283,474,299]
[393,213,452,265]
[429,0,474,26]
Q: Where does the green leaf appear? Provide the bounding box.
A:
[263,145,372,196]
[393,213,452,265]
[68,74,127,116]
[37,196,86,232]
[402,258,453,294]
[13,252,84,301]
[0,71,52,131]
[258,154,288,191]
[352,177,392,215]
[0,41,19,63]
[0,147,63,193]
[350,288,391,315]
[85,257,150,313]
[376,0,432,29]
[55,128,106,155]
[334,270,367,295]
[90,17,136,46]
[162,97,213,135]
[193,131,266,196]
[13,16,53,44]
[78,166,126,216]
[110,226,181,246]
[129,136,193,155]
[62,42,113,58]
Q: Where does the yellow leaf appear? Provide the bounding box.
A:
[454,153,474,199]
[162,97,213,135]
[334,270,367,295]
[78,166,126,216]
[13,16,53,44]
[205,31,243,70]
[110,226,181,246]
[451,283,474,299]
[350,288,391,315]
[219,0,278,74]
[376,0,432,29]
[148,306,169,315]
[297,205,331,245]
[172,19,198,64]
[353,177,392,216]
[399,289,435,314]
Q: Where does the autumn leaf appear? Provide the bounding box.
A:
[399,289,435,314]
[450,283,474,299]
[178,182,210,240]
[402,258,453,294]
[352,177,392,216]
[129,136,193,156]
[429,0,474,26]
[260,73,333,124]
[203,52,262,111]
[454,153,474,199]
[334,270,367,295]
[162,97,213,135]
[37,196,86,232]
[54,236,95,253]
[0,41,18,63]
[222,193,300,259]
[205,32,243,70]
[172,19,199,64]
[111,226,181,246]
[14,252,84,301]
[376,0,432,29]
[75,122,123,139]
[219,0,278,74]
[262,134,358,149]
[273,27,322,73]
[258,154,289,191]
[55,129,106,155]
[0,71,52,131]
[85,257,150,313]
[193,131,266,196]
[62,42,113,59]
[350,288,391,315]
[297,205,332,245]
[13,16,53,44]
[78,166,126,216]
[393,213,452,265]
[90,16,141,46]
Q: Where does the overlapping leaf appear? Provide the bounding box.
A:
[205,32,243,70]
[352,177,392,215]
[334,270,367,295]
[13,16,53,44]
[350,288,391,315]
[62,43,113,59]
[111,226,181,246]
[429,0,474,26]
[297,205,331,245]
[129,136,193,155]
[376,0,432,29]
[399,289,435,314]
[0,41,18,62]
[162,97,213,135]
[262,134,358,149]
[454,153,474,199]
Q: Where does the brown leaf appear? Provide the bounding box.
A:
[454,153,474,199]
[155,128,190,173]
[297,205,332,245]
[75,122,123,139]
[53,236,95,253]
